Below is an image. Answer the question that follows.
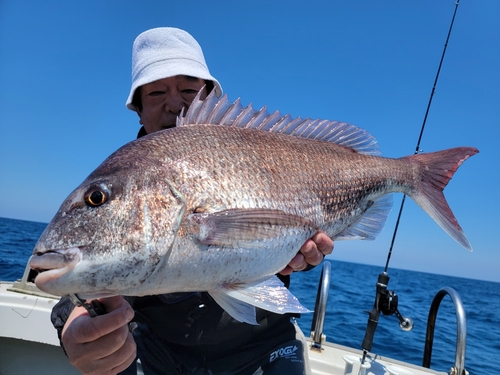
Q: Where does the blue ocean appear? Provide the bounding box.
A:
[1,216,498,374]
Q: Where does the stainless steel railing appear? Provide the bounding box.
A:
[423,287,468,375]
[310,261,331,350]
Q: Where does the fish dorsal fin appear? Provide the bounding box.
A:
[178,89,380,155]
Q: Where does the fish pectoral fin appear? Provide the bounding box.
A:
[209,289,258,325]
[188,208,318,246]
[334,195,393,240]
[209,276,311,325]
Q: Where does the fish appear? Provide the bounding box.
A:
[29,90,478,324]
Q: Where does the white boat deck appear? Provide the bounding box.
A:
[306,340,446,375]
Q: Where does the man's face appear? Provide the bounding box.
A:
[136,75,208,134]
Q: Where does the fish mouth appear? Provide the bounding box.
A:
[29,247,82,290]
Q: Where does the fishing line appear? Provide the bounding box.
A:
[383,0,461,272]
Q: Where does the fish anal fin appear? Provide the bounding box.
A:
[334,195,393,241]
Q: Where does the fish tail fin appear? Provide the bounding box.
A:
[405,147,478,252]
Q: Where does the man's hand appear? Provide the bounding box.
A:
[280,231,334,275]
[62,296,136,375]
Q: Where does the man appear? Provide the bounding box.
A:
[52,27,333,375]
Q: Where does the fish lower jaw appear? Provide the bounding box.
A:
[33,267,74,295]
[29,247,82,294]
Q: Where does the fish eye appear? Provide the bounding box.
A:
[84,184,111,207]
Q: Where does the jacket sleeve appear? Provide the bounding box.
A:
[50,296,75,354]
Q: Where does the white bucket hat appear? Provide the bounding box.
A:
[126,27,222,111]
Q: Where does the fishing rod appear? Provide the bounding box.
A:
[361,0,461,364]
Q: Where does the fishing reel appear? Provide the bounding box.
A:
[380,289,414,331]
[361,272,414,355]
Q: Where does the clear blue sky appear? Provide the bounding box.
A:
[1,1,499,282]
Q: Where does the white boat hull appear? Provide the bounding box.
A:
[1,279,447,375]
[0,281,80,374]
